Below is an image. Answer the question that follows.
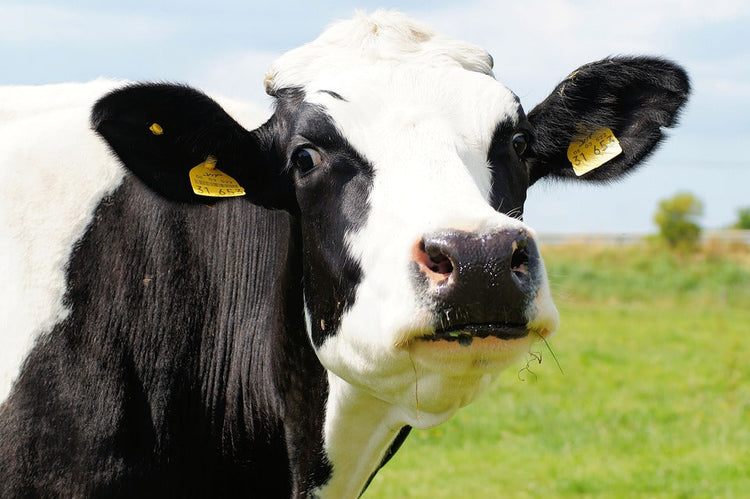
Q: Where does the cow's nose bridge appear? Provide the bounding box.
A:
[412,228,541,326]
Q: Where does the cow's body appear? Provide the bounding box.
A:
[0,11,689,498]
[0,83,312,496]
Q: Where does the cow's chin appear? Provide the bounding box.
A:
[318,301,558,427]
[406,328,541,376]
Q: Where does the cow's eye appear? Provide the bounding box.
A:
[291,147,323,174]
[511,132,529,157]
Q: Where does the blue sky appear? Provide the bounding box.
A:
[3,0,748,234]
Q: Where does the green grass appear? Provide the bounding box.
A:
[366,241,750,498]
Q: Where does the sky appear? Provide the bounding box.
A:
[2,0,749,234]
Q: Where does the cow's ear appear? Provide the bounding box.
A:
[92,83,294,209]
[527,57,690,185]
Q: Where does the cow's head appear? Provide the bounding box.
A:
[93,12,688,425]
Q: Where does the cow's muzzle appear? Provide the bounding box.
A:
[412,228,541,344]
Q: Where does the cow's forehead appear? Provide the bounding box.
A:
[265,10,495,97]
[303,64,521,140]
[290,63,522,213]
[266,12,523,192]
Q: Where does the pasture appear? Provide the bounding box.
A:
[367,239,750,498]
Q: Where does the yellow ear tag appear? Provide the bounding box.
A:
[188,156,246,198]
[567,127,622,176]
[149,123,164,135]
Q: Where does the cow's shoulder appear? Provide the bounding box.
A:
[0,80,129,403]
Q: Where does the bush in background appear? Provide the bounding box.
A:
[653,192,704,248]
[732,207,750,230]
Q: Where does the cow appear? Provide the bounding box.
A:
[0,10,688,499]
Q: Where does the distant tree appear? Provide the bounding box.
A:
[653,192,704,248]
[732,207,750,230]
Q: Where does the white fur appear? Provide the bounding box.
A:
[264,10,494,96]
[314,373,405,498]
[270,11,560,498]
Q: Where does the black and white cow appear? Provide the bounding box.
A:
[0,11,688,498]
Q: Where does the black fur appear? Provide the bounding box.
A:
[0,177,328,497]
[487,116,532,215]
[0,84,374,498]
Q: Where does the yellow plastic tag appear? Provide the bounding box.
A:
[149,123,164,135]
[189,156,246,198]
[567,127,622,176]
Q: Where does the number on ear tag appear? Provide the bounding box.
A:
[567,128,622,176]
[189,156,246,198]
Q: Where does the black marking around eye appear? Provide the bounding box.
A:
[487,115,531,215]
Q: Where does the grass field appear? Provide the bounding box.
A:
[366,240,750,498]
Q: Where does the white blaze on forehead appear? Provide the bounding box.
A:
[305,65,520,208]
[311,67,524,346]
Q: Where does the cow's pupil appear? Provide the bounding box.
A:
[293,148,320,174]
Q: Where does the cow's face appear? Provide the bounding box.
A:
[93,10,688,429]
[267,67,555,422]
[262,18,559,424]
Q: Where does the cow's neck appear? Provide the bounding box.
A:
[314,373,406,498]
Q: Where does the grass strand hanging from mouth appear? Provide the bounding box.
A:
[534,329,564,376]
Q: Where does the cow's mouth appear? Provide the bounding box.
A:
[422,323,529,346]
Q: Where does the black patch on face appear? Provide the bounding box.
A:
[273,94,373,347]
[487,110,532,218]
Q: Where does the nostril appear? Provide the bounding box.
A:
[416,239,454,280]
[425,246,453,275]
[429,252,453,275]
[510,235,530,278]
